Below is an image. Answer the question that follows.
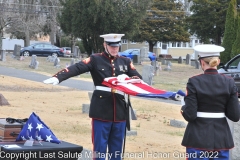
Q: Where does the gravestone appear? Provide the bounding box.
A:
[229,120,239,160]
[132,55,140,64]
[161,59,167,65]
[0,94,10,106]
[163,64,171,71]
[70,58,75,66]
[167,61,172,67]
[178,56,183,64]
[169,119,186,128]
[0,50,6,61]
[142,65,154,85]
[47,55,57,63]
[29,55,39,69]
[195,60,200,69]
[73,46,80,58]
[54,58,60,68]
[185,54,191,65]
[13,44,21,59]
[140,47,149,62]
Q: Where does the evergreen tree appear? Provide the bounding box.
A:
[135,0,190,52]
[59,0,151,56]
[221,0,237,63]
[231,15,240,57]
[186,0,229,45]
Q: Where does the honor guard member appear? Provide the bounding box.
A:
[181,44,240,160]
[43,33,142,160]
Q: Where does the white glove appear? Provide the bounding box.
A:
[43,77,59,85]
[181,97,185,106]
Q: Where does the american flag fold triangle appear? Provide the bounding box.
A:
[16,112,61,144]
[102,74,185,101]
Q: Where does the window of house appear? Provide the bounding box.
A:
[177,43,181,47]
[122,39,127,44]
[182,43,187,47]
[130,41,136,44]
[172,42,176,47]
[162,44,167,49]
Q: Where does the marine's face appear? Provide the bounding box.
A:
[104,42,119,57]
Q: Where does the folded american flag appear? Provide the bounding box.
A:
[102,74,185,101]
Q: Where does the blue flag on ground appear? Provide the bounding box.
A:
[16,112,61,144]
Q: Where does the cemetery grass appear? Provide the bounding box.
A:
[0,54,203,91]
[0,54,204,159]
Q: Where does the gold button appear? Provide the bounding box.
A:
[100,96,102,98]
[113,68,115,70]
[102,69,104,70]
[113,73,115,76]
[112,64,114,66]
[111,60,114,63]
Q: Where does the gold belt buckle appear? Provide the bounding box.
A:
[111,88,117,93]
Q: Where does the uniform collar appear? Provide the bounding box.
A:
[204,68,218,74]
[103,51,119,59]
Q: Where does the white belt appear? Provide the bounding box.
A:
[95,86,124,96]
[197,112,225,118]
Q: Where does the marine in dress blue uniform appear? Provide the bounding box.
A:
[181,44,240,160]
[43,33,142,160]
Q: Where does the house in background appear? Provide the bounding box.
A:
[121,35,202,60]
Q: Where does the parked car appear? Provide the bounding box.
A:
[218,54,240,95]
[148,51,156,61]
[118,49,140,59]
[61,47,71,57]
[118,49,156,61]
[20,43,65,57]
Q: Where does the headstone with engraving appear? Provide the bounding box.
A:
[185,54,191,65]
[142,65,154,85]
[54,58,60,68]
[29,55,39,69]
[0,50,6,61]
[178,56,183,64]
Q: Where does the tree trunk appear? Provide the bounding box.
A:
[149,42,154,52]
[25,29,30,47]
[50,22,55,45]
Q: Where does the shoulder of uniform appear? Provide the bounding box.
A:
[219,73,234,79]
[190,73,203,79]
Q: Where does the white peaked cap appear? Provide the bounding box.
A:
[194,44,225,58]
[100,33,125,42]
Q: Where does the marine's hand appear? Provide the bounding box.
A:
[43,77,59,85]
